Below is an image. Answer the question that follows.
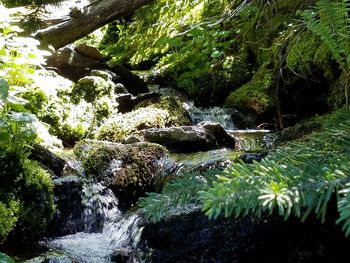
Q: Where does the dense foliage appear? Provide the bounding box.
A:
[302,0,350,109]
[0,0,349,254]
[0,14,55,244]
[100,0,249,105]
[99,0,348,121]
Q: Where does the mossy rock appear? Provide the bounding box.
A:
[96,96,191,143]
[0,200,20,244]
[135,96,191,127]
[0,156,55,244]
[225,65,274,115]
[96,107,170,143]
[74,140,167,209]
[15,159,55,240]
[275,115,325,144]
[21,72,117,147]
[71,76,114,104]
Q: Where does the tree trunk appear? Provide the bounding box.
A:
[35,0,153,49]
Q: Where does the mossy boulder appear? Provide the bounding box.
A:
[74,140,167,209]
[96,97,191,143]
[71,76,115,104]
[0,155,55,244]
[21,70,117,146]
[135,96,192,126]
[15,159,55,239]
[141,122,235,153]
[224,65,274,116]
[0,200,20,244]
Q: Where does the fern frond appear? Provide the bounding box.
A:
[337,183,350,236]
[302,0,350,71]
[142,110,350,237]
[139,172,216,223]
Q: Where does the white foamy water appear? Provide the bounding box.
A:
[45,182,142,263]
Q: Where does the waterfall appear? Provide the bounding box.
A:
[183,102,236,130]
[45,182,142,263]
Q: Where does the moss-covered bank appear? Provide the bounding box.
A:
[0,155,55,244]
[99,0,345,126]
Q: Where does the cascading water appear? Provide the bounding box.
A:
[44,182,142,263]
[183,102,236,130]
[38,102,276,263]
[182,101,277,150]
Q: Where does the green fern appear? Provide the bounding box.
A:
[141,110,350,236]
[140,171,216,223]
[337,183,350,236]
[302,0,350,108]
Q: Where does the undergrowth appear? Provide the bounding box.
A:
[140,109,350,236]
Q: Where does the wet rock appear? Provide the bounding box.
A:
[116,92,160,113]
[199,121,236,148]
[111,248,132,263]
[24,252,74,263]
[135,208,277,263]
[110,64,149,95]
[124,136,141,144]
[30,145,72,177]
[240,152,268,163]
[114,83,128,94]
[74,140,167,210]
[30,144,82,177]
[135,208,350,263]
[142,122,235,153]
[47,176,85,236]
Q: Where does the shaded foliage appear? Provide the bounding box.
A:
[140,110,350,237]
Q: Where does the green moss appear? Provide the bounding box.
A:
[21,87,48,114]
[20,72,117,146]
[224,65,274,114]
[75,140,166,190]
[135,96,191,126]
[71,76,114,104]
[276,115,325,144]
[0,155,55,243]
[0,200,20,244]
[97,96,193,142]
[16,159,55,239]
[97,107,170,142]
[286,31,332,76]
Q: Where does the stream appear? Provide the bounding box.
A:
[45,182,141,262]
[21,102,276,263]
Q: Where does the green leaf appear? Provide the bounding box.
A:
[0,252,14,263]
[211,50,223,58]
[9,112,36,124]
[0,78,9,102]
